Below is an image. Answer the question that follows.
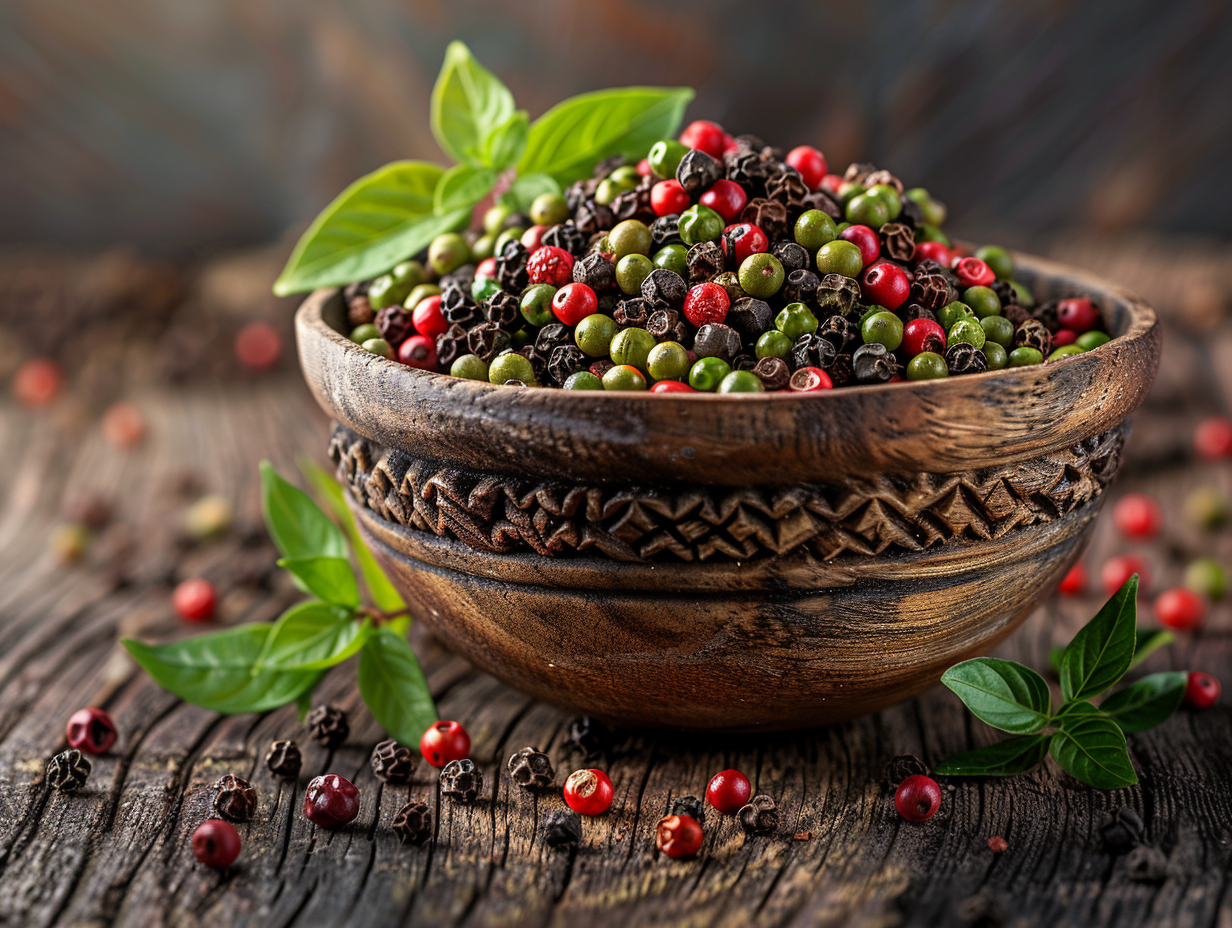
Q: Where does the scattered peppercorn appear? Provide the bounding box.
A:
[66,707,118,755]
[440,758,483,802]
[507,747,555,789]
[304,774,360,827]
[213,774,258,823]
[371,740,416,784]
[266,740,303,779]
[544,810,583,850]
[564,716,612,758]
[306,705,349,749]
[706,769,752,815]
[1113,494,1162,540]
[737,794,778,835]
[655,814,703,859]
[46,749,91,791]
[193,819,241,869]
[1102,556,1149,596]
[173,578,216,622]
[668,795,706,825]
[988,836,1008,853]
[1184,671,1221,709]
[563,768,614,816]
[392,800,433,845]
[1154,588,1205,631]
[894,775,942,822]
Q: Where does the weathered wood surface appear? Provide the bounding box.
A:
[0,241,1231,926]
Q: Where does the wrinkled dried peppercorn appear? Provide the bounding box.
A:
[712,271,745,304]
[694,324,742,363]
[47,749,91,791]
[565,716,612,758]
[371,740,416,784]
[574,199,614,235]
[902,304,938,324]
[507,747,555,789]
[818,314,860,353]
[772,241,809,274]
[440,279,471,313]
[802,189,842,220]
[266,740,302,779]
[483,291,521,331]
[542,221,588,256]
[641,268,688,308]
[535,323,572,354]
[442,264,476,292]
[853,343,899,382]
[375,306,415,345]
[614,299,650,328]
[990,280,1017,307]
[791,333,837,372]
[545,810,583,849]
[676,149,723,195]
[1032,300,1060,332]
[669,795,706,825]
[650,214,683,248]
[726,298,774,342]
[1003,304,1031,328]
[865,169,903,193]
[347,295,375,327]
[827,352,854,387]
[565,179,594,213]
[765,168,809,213]
[816,274,862,317]
[573,253,615,292]
[646,309,688,343]
[883,754,930,786]
[495,241,529,292]
[467,323,512,362]
[731,353,756,372]
[782,269,820,307]
[393,800,433,846]
[740,198,788,240]
[435,324,467,369]
[738,794,779,834]
[611,181,655,223]
[752,356,790,390]
[945,343,989,375]
[898,195,925,227]
[686,242,725,284]
[443,298,481,328]
[909,268,951,311]
[1015,318,1052,354]
[843,162,878,184]
[307,705,349,748]
[548,345,587,385]
[725,149,773,194]
[440,759,483,802]
[214,774,257,822]
[881,223,915,262]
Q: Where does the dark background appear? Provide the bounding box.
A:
[2,0,1230,256]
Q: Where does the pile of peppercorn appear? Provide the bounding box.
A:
[342,120,1112,392]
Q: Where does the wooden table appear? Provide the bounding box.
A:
[1,240,1231,927]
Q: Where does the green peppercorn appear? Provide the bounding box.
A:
[984,342,1008,370]
[596,170,638,205]
[865,184,902,221]
[689,356,731,392]
[678,204,725,246]
[905,188,947,226]
[471,234,496,262]
[615,254,655,295]
[948,318,986,350]
[815,240,865,278]
[1048,344,1084,361]
[1076,331,1111,351]
[775,303,819,340]
[361,337,392,358]
[837,181,865,205]
[574,314,618,357]
[392,260,426,288]
[845,193,889,229]
[975,245,1013,281]
[1009,281,1035,308]
[451,354,489,381]
[511,328,532,350]
[608,220,653,259]
[937,301,974,331]
[472,276,501,303]
[756,330,793,359]
[610,165,640,186]
[493,227,526,257]
[794,210,838,251]
[858,305,882,328]
[602,364,647,391]
[489,351,535,385]
[367,274,408,311]
[428,233,469,276]
[563,371,604,390]
[648,140,689,178]
[1184,487,1227,529]
[963,286,1002,318]
[915,223,951,246]
[738,253,785,299]
[530,193,570,226]
[1185,557,1227,601]
[653,244,689,278]
[980,315,1015,349]
[646,341,690,382]
[406,283,441,309]
[833,221,851,235]
[610,327,656,371]
[483,204,514,235]
[861,311,904,351]
[350,323,380,343]
[520,284,557,327]
[906,351,948,380]
[1008,346,1044,367]
[718,370,765,393]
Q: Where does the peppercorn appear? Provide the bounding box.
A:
[507,747,555,789]
[640,268,688,310]
[853,343,898,383]
[392,800,433,846]
[948,318,986,350]
[266,740,302,779]
[1077,331,1110,351]
[304,774,360,827]
[693,323,742,363]
[66,707,118,755]
[718,370,764,393]
[794,209,838,251]
[669,795,706,825]
[649,139,689,178]
[814,240,864,279]
[467,323,512,362]
[655,814,704,858]
[1015,318,1052,354]
[1155,588,1205,631]
[776,303,819,341]
[688,356,731,391]
[906,351,948,380]
[883,754,930,786]
[650,214,684,249]
[482,291,522,331]
[909,267,952,311]
[791,333,837,372]
[720,223,770,265]
[861,311,904,351]
[193,819,241,869]
[756,330,792,360]
[544,810,583,849]
[646,342,691,382]
[173,578,216,622]
[737,794,778,834]
[305,705,349,749]
[738,253,785,299]
[980,315,1015,349]
[678,204,725,246]
[575,199,614,234]
[772,241,809,275]
[881,223,915,262]
[751,357,790,390]
[590,359,616,379]
[945,343,989,375]
[434,325,467,369]
[572,253,615,293]
[542,221,587,256]
[740,198,789,240]
[1008,346,1044,367]
[1185,671,1221,709]
[1184,557,1227,601]
[895,775,942,822]
[47,749,91,791]
[963,286,1002,319]
[602,364,647,391]
[676,148,723,195]
[564,768,615,815]
[214,774,257,823]
[440,758,483,802]
[811,274,858,318]
[370,739,416,784]
[985,342,1008,369]
[564,371,604,390]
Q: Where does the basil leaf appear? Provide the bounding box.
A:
[273,161,469,295]
[357,627,437,745]
[518,87,694,184]
[300,459,406,614]
[1129,627,1175,670]
[261,461,348,561]
[934,734,1050,777]
[276,557,359,607]
[1048,647,1065,676]
[434,164,497,215]
[1100,671,1187,733]
[431,41,515,167]
[256,601,370,671]
[1060,574,1138,702]
[122,626,317,714]
[940,657,1052,733]
[295,681,318,721]
[499,173,562,214]
[1049,701,1138,789]
[482,110,529,172]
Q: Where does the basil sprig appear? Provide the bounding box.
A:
[935,575,1187,789]
[122,462,436,738]
[274,41,694,295]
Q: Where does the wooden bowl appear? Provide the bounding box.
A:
[296,252,1160,731]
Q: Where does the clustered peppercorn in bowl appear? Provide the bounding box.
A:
[296,119,1160,730]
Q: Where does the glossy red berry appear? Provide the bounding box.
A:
[720,223,769,264]
[912,241,951,266]
[683,282,730,327]
[861,263,911,312]
[193,819,241,869]
[520,224,548,252]
[1058,562,1087,596]
[954,257,995,288]
[679,120,730,158]
[397,334,437,371]
[705,769,751,814]
[552,283,598,327]
[1102,555,1148,595]
[563,768,614,815]
[174,578,216,622]
[1184,671,1221,709]
[304,774,360,827]
[788,367,833,392]
[839,224,880,267]
[66,707,118,754]
[13,358,64,408]
[1114,493,1161,540]
[902,318,946,357]
[1053,328,1078,347]
[650,380,696,393]
[700,180,748,223]
[527,246,574,287]
[651,179,691,217]
[636,158,654,176]
[1194,418,1232,460]
[411,295,447,339]
[784,146,828,189]
[1057,297,1100,333]
[1155,588,1205,631]
[656,814,704,858]
[820,174,844,196]
[894,775,942,822]
[420,720,471,767]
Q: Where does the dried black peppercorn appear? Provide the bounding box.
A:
[725,150,772,195]
[613,299,650,328]
[726,298,774,343]
[686,242,725,284]
[640,268,687,309]
[843,162,877,185]
[573,252,616,291]
[375,306,415,345]
[909,268,952,311]
[589,359,615,379]
[482,291,521,331]
[712,271,745,304]
[740,198,789,241]
[650,215,682,250]
[881,223,915,262]
[611,181,655,224]
[864,168,903,193]
[347,295,375,327]
[944,343,989,375]
[544,810,582,850]
[435,324,467,369]
[467,323,512,362]
[1003,304,1031,328]
[542,221,588,256]
[791,333,837,372]
[765,168,809,213]
[752,357,790,391]
[547,345,587,386]
[443,299,481,328]
[802,189,842,220]
[1032,300,1060,332]
[565,716,612,758]
[883,754,930,786]
[676,148,723,195]
[646,309,688,343]
[392,800,433,846]
[827,352,854,387]
[738,795,778,834]
[694,323,742,364]
[440,278,471,313]
[565,179,594,213]
[46,749,90,791]
[306,705,349,749]
[897,195,925,228]
[1015,318,1052,354]
[732,353,756,372]
[214,774,257,822]
[1125,845,1169,884]
[817,314,860,354]
[507,746,555,789]
[266,740,302,779]
[668,795,706,825]
[782,269,820,307]
[441,263,476,293]
[1101,807,1145,855]
[853,343,899,383]
[574,199,614,235]
[371,739,416,784]
[816,274,862,317]
[535,323,572,355]
[901,304,938,325]
[495,241,529,293]
[772,241,809,274]
[440,758,483,802]
[990,280,1017,307]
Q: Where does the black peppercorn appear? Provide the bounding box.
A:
[740,198,789,240]
[547,345,587,386]
[723,298,770,343]
[772,241,809,274]
[574,199,614,235]
[853,343,899,383]
[990,280,1017,308]
[1003,304,1031,328]
[542,221,588,256]
[1015,318,1052,354]
[865,168,904,193]
[676,149,723,195]
[901,304,938,325]
[738,795,778,834]
[686,242,725,284]
[646,309,688,343]
[565,179,595,213]
[443,299,481,328]
[573,252,616,291]
[482,291,521,331]
[371,739,416,784]
[791,332,837,372]
[640,268,687,309]
[507,746,555,789]
[944,343,989,375]
[544,810,583,850]
[909,267,951,311]
[214,773,257,822]
[46,749,90,791]
[375,306,415,345]
[392,800,433,846]
[827,352,854,387]
[694,323,742,364]
[535,323,572,355]
[347,295,375,327]
[883,754,930,786]
[1032,300,1060,332]
[726,149,772,195]
[782,269,820,307]
[266,740,302,779]
[880,223,915,262]
[467,323,512,362]
[613,299,650,328]
[611,181,655,224]
[668,795,706,825]
[440,279,472,315]
[435,323,467,369]
[440,758,483,803]
[495,241,530,293]
[765,168,809,213]
[817,314,860,354]
[752,356,790,391]
[712,271,745,304]
[441,264,476,293]
[306,705,349,749]
[650,214,683,248]
[816,274,862,317]
[802,189,842,220]
[565,716,612,758]
[843,162,877,185]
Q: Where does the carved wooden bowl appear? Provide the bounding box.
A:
[296,252,1160,731]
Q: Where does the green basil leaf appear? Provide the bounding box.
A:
[256,601,370,671]
[295,682,318,721]
[357,627,437,745]
[260,461,348,561]
[434,164,497,215]
[1129,627,1175,670]
[276,556,359,607]
[940,657,1052,733]
[299,459,406,614]
[1049,701,1138,789]
[482,110,529,171]
[431,41,516,166]
[1060,574,1138,702]
[1049,646,1065,676]
[518,87,694,184]
[499,173,562,214]
[1099,671,1187,733]
[934,734,1050,777]
[273,161,470,295]
[122,626,317,714]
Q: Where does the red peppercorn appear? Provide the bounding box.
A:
[303,774,360,827]
[720,223,769,264]
[1184,671,1221,709]
[651,179,691,217]
[521,224,548,252]
[679,120,730,159]
[683,282,731,327]
[789,367,833,392]
[1154,588,1205,631]
[398,334,438,370]
[699,180,748,223]
[705,769,752,814]
[954,257,995,288]
[1194,418,1232,460]
[563,768,614,815]
[192,819,241,869]
[912,241,951,266]
[551,283,598,327]
[1113,493,1162,540]
[894,775,942,822]
[102,402,147,448]
[902,318,946,357]
[1057,297,1100,333]
[411,295,448,339]
[420,720,470,767]
[13,358,64,408]
[988,836,1008,853]
[820,174,844,196]
[861,263,910,312]
[527,246,575,288]
[1058,562,1087,596]
[1102,555,1148,595]
[784,146,828,189]
[174,578,216,622]
[1053,328,1078,347]
[636,158,654,176]
[839,224,880,267]
[650,380,696,393]
[476,256,498,280]
[655,814,704,858]
[235,321,282,371]
[66,707,118,754]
